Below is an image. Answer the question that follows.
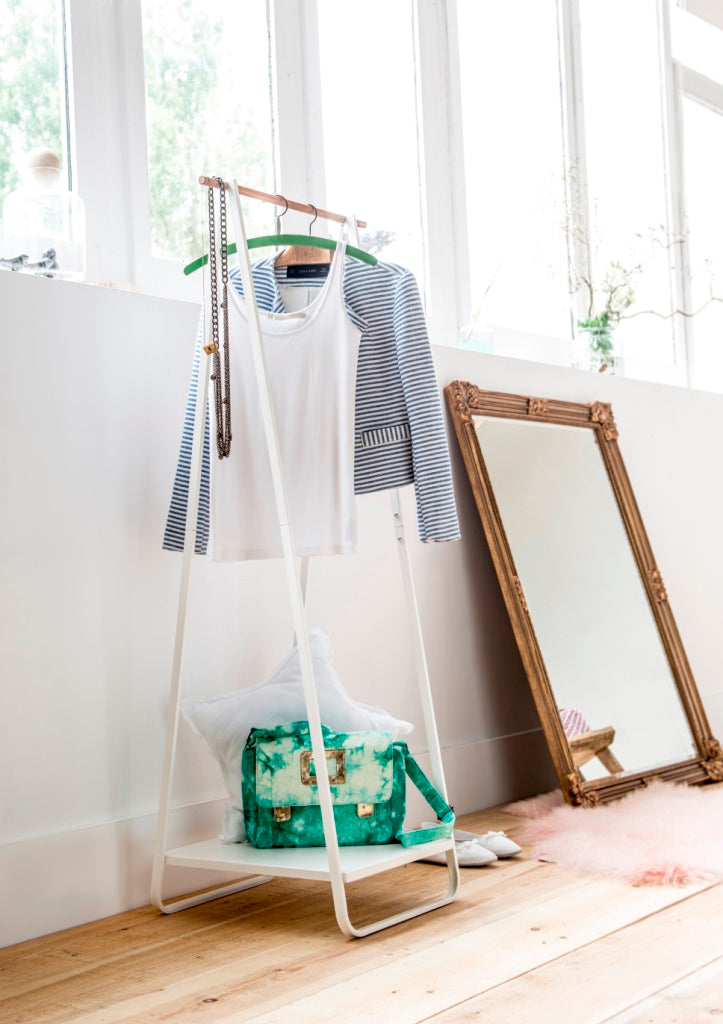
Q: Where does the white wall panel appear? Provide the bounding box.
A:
[1,273,721,944]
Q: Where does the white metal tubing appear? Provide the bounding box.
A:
[292,556,311,646]
[150,307,277,913]
[345,872,459,938]
[226,184,458,936]
[154,876,272,915]
[345,219,453,798]
[226,182,352,933]
[389,490,450,801]
[300,556,310,603]
[151,342,211,910]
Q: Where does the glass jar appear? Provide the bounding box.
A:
[572,317,621,374]
[2,148,86,281]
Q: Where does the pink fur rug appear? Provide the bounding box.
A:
[506,781,723,886]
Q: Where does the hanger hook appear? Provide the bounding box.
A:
[275,194,289,235]
[308,203,318,235]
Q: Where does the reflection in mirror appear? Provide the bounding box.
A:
[445,383,723,805]
[474,415,696,781]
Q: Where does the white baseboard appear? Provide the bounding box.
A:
[0,799,231,948]
[407,728,558,821]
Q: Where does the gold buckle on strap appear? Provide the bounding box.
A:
[300,748,346,786]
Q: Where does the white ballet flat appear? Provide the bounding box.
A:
[422,823,522,859]
[419,838,498,867]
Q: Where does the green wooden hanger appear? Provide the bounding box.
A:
[183,235,377,276]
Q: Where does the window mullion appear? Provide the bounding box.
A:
[657,0,693,385]
[116,0,154,292]
[557,0,591,327]
[412,0,470,346]
[113,0,198,302]
[64,0,135,286]
[270,0,326,228]
[59,0,73,192]
[679,65,723,111]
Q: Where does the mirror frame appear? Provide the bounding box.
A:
[445,380,723,806]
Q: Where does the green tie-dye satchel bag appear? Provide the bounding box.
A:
[241,721,455,849]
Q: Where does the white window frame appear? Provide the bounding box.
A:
[412,0,470,346]
[557,0,591,331]
[64,0,137,290]
[62,0,318,303]
[658,0,695,385]
[671,61,723,389]
[22,0,723,391]
[55,0,476,328]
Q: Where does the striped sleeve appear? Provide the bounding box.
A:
[161,317,210,554]
[393,271,461,543]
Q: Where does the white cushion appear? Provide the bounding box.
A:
[182,628,413,842]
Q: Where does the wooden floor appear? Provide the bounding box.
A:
[2,804,723,1024]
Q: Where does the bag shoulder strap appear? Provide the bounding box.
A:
[394,742,455,848]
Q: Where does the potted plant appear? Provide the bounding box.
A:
[564,172,722,374]
[573,259,637,374]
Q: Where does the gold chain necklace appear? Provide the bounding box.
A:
[206,178,232,459]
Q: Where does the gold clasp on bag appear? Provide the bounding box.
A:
[356,803,374,818]
[273,807,291,822]
[300,748,346,786]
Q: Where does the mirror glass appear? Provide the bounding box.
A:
[474,414,697,780]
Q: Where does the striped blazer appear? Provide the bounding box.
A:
[163,256,460,554]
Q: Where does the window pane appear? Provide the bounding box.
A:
[579,0,676,378]
[317,0,424,280]
[0,0,66,211]
[671,2,723,82]
[681,96,723,391]
[141,0,275,262]
[457,0,570,345]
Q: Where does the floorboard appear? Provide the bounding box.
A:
[239,878,709,1024]
[601,956,723,1024]
[424,884,723,1024]
[1,806,720,1024]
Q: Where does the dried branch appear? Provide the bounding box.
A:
[462,261,503,342]
[623,295,723,321]
[559,172,723,328]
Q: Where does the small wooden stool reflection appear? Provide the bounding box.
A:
[569,726,624,774]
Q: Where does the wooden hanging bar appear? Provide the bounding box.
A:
[198,177,367,229]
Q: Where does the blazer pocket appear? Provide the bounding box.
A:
[359,423,412,449]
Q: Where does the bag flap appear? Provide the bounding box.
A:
[252,724,393,807]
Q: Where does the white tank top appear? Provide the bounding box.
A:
[209,241,362,561]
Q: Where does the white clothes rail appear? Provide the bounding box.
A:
[151,180,459,938]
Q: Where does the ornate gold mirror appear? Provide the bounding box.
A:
[445,381,723,806]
